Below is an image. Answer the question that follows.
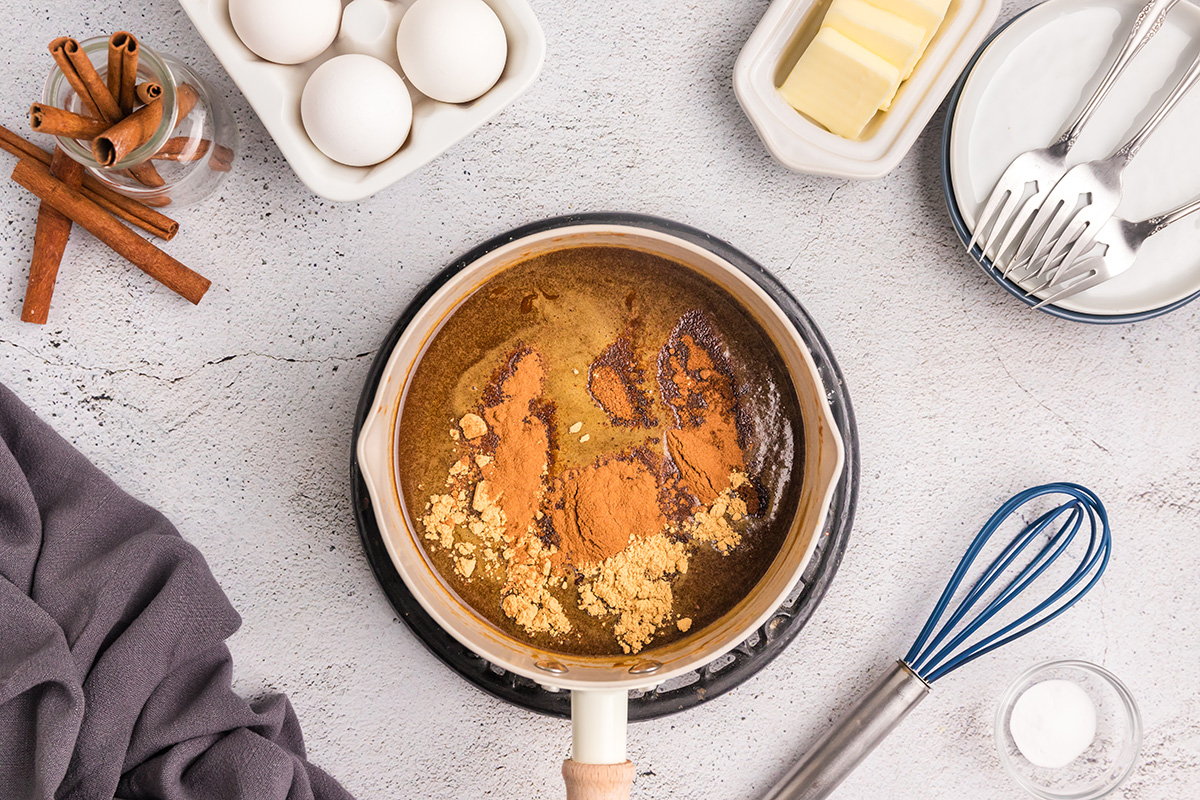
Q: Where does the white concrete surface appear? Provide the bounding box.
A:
[1,1,1197,798]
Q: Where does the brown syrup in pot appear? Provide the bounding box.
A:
[395,245,805,657]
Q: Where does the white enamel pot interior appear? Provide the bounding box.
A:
[356,223,846,798]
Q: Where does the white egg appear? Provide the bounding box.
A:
[396,0,508,104]
[301,55,413,167]
[229,0,341,65]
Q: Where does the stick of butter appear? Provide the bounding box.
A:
[823,0,926,99]
[778,27,900,140]
[868,0,953,77]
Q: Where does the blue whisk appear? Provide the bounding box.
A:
[763,483,1112,800]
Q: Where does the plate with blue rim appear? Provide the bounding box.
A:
[942,0,1200,323]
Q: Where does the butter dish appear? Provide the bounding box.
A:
[177,0,545,201]
[734,0,1000,179]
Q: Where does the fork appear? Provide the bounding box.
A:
[968,0,1180,265]
[1019,193,1200,308]
[1007,44,1200,280]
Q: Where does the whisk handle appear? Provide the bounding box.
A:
[760,661,930,800]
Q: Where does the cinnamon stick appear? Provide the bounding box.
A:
[0,124,177,240]
[128,162,165,188]
[176,83,201,123]
[152,136,209,162]
[136,193,172,208]
[48,37,165,188]
[49,37,120,123]
[210,144,234,172]
[135,82,162,105]
[107,32,139,117]
[93,98,163,166]
[29,103,109,139]
[11,159,208,304]
[22,148,83,324]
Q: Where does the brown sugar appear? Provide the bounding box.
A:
[550,458,667,569]
[578,532,690,654]
[459,412,488,439]
[685,474,750,554]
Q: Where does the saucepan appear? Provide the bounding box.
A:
[356,214,846,798]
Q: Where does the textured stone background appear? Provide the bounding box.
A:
[1,1,1197,798]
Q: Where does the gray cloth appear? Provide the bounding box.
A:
[0,384,355,800]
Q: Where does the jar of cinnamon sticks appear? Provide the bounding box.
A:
[40,35,238,207]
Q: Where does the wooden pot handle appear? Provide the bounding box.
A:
[562,759,635,800]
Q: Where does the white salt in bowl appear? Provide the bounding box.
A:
[995,660,1142,800]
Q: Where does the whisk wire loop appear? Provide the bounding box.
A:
[908,503,1080,675]
[904,483,1111,684]
[919,506,1083,678]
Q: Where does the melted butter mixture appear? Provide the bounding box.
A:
[395,245,805,657]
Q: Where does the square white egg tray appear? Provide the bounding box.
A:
[734,0,1001,179]
[177,0,545,201]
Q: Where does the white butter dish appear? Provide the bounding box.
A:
[734,0,1001,179]
[177,0,545,201]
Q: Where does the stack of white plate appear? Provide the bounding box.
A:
[943,0,1200,323]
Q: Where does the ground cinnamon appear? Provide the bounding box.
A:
[422,348,573,638]
[660,318,747,505]
[11,158,209,304]
[587,335,655,426]
[0,124,177,240]
[22,148,82,325]
[551,458,666,568]
[29,104,110,139]
[418,316,758,653]
[479,349,551,544]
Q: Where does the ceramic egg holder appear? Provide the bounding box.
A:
[177,0,545,201]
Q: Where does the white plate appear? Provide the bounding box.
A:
[735,0,1001,179]
[950,0,1200,316]
[177,0,545,202]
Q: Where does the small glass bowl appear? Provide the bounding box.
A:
[41,36,239,207]
[995,660,1141,800]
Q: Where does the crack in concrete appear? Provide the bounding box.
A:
[1135,485,1200,516]
[985,340,1112,455]
[1,338,374,386]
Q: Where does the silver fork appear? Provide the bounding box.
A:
[968,0,1180,265]
[1020,193,1200,308]
[1007,45,1200,280]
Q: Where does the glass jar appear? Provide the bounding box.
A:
[42,36,239,207]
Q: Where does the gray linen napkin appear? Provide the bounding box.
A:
[0,383,355,800]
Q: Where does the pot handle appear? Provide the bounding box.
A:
[565,689,633,800]
[562,760,635,800]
